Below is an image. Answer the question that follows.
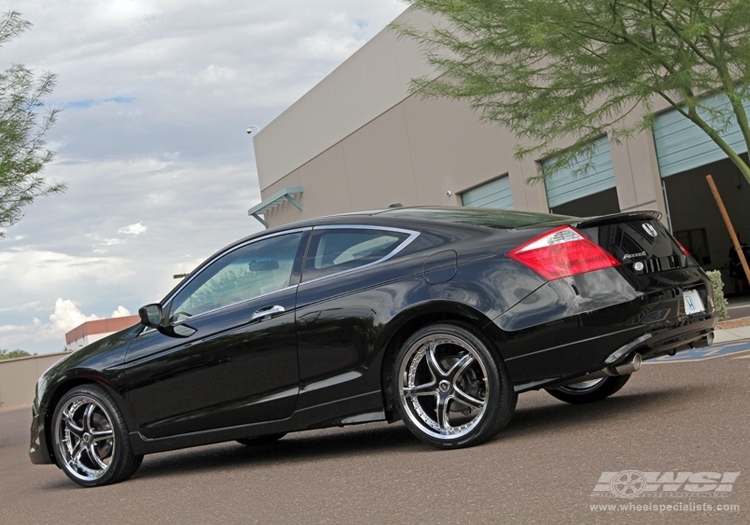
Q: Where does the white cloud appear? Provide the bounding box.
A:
[119,222,147,235]
[0,299,98,350]
[101,238,124,246]
[0,250,133,292]
[0,0,407,354]
[49,299,100,333]
[196,65,237,85]
[112,306,132,318]
[93,0,159,24]
[0,302,41,314]
[0,300,132,351]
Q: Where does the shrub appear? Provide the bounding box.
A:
[706,270,729,321]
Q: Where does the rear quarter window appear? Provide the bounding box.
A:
[301,228,411,282]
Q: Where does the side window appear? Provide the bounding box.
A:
[169,232,303,322]
[302,228,409,282]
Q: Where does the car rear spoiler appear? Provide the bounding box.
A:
[575,210,662,229]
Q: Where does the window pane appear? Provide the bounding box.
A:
[302,229,408,282]
[169,232,303,321]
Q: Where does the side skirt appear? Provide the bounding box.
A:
[128,390,385,455]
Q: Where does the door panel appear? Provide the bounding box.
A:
[125,288,298,438]
[294,226,421,410]
[124,232,305,438]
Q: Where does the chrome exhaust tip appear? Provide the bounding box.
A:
[605,353,642,376]
[691,332,714,349]
[549,353,644,389]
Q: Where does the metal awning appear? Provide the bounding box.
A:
[247,186,303,228]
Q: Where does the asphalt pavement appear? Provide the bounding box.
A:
[1,342,748,524]
[727,296,750,320]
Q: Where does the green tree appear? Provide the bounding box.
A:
[0,11,63,238]
[0,348,33,360]
[396,0,750,182]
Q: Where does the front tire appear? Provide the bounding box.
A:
[51,384,142,487]
[393,323,516,449]
[545,374,631,404]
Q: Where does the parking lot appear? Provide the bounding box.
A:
[2,343,748,524]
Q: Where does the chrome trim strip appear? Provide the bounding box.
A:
[311,224,416,233]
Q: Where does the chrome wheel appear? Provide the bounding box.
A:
[54,394,116,483]
[399,334,488,439]
[394,324,515,448]
[52,385,142,487]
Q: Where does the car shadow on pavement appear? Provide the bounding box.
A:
[132,386,702,482]
[35,384,711,488]
[129,422,420,482]
[500,384,711,441]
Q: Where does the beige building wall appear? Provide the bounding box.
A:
[0,353,68,408]
[254,8,440,192]
[253,7,670,229]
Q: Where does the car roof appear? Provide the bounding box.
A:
[201,206,565,283]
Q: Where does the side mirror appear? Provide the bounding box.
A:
[138,303,197,338]
[138,304,164,328]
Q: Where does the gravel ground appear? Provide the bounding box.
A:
[716,317,750,329]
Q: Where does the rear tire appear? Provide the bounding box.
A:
[393,323,516,449]
[545,374,631,404]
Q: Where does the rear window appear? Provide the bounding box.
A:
[301,228,410,282]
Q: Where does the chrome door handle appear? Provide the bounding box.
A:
[250,305,286,322]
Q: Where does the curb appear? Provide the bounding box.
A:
[714,325,750,344]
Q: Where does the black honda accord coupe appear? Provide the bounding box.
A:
[30,207,715,486]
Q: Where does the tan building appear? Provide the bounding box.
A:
[251,8,750,293]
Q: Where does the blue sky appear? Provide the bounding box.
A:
[0,0,407,354]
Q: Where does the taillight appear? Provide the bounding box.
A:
[675,239,690,257]
[508,226,621,280]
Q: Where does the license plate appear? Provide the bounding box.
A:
[683,289,705,315]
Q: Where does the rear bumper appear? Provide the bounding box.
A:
[505,314,714,393]
[637,315,715,360]
[495,267,715,391]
